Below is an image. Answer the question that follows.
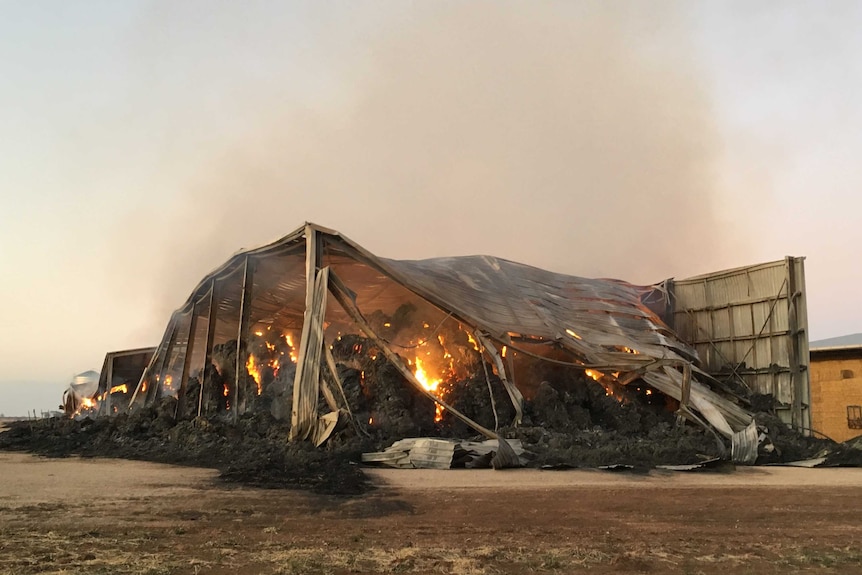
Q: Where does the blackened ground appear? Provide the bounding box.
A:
[4,354,859,491]
[0,406,372,496]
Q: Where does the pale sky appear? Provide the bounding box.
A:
[2,1,861,415]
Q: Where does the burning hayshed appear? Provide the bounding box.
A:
[11,222,860,490]
[121,222,763,468]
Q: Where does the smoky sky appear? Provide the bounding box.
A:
[113,2,740,327]
[10,1,862,408]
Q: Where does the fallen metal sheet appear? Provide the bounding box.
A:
[656,457,724,471]
[362,437,525,469]
[730,420,759,464]
[765,457,827,468]
[408,438,458,469]
[460,439,525,456]
[360,451,412,468]
[387,438,421,452]
[361,451,408,463]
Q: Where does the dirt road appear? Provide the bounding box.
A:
[1,452,860,574]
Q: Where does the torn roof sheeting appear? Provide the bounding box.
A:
[381,254,691,362]
[150,222,753,438]
[380,259,752,436]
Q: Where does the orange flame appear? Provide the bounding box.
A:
[284,334,298,363]
[246,355,263,395]
[414,357,445,422]
[109,384,128,395]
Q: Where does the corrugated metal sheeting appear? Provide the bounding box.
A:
[668,257,809,429]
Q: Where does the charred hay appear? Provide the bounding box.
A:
[4,334,858,486]
[0,405,371,495]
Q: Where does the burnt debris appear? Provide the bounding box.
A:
[4,328,858,494]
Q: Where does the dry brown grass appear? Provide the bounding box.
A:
[6,530,859,575]
[2,454,862,575]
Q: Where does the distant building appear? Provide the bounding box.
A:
[809,334,862,443]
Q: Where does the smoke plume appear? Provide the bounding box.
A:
[115,3,743,327]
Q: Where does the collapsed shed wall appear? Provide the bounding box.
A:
[667,257,810,430]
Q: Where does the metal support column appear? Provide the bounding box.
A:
[176,301,201,419]
[197,280,219,418]
[233,256,255,422]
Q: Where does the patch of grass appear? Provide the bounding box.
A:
[262,545,619,574]
[775,545,862,569]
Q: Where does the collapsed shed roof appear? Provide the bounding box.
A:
[135,222,753,446]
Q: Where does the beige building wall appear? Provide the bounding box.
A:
[809,354,862,443]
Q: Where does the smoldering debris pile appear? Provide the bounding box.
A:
[4,309,860,491]
[0,409,371,495]
[4,334,859,495]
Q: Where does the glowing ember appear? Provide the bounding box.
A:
[585,369,603,381]
[109,384,128,395]
[223,383,230,397]
[585,369,627,402]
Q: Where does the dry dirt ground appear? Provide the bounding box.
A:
[1,452,861,575]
